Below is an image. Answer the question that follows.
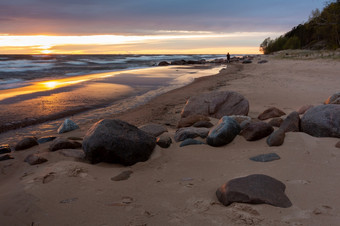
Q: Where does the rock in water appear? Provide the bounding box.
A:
[83,119,156,165]
[267,129,285,146]
[0,144,11,154]
[15,137,39,151]
[301,105,340,138]
[57,118,79,134]
[206,116,241,147]
[241,122,274,141]
[174,127,210,142]
[258,107,286,120]
[216,174,292,208]
[181,91,249,119]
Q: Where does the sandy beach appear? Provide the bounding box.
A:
[1,55,340,225]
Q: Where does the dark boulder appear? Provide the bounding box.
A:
[267,129,285,146]
[82,119,156,165]
[301,105,340,138]
[156,134,172,148]
[15,137,39,151]
[139,123,168,137]
[280,111,300,132]
[206,116,241,147]
[49,138,82,152]
[241,122,274,141]
[181,91,249,119]
[24,154,48,165]
[174,127,210,142]
[158,61,170,66]
[258,107,286,120]
[216,174,292,208]
[0,144,11,154]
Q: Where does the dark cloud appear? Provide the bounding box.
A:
[0,0,325,35]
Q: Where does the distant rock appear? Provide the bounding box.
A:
[192,121,214,128]
[156,134,172,148]
[258,107,286,120]
[0,154,14,161]
[49,137,82,152]
[242,60,252,64]
[37,136,57,144]
[180,138,205,147]
[139,123,168,137]
[266,129,285,146]
[0,144,11,154]
[258,60,268,64]
[216,174,292,208]
[15,137,39,151]
[206,116,241,147]
[241,122,274,141]
[181,91,249,119]
[158,61,170,66]
[250,153,280,162]
[177,115,210,128]
[24,154,48,165]
[171,60,187,65]
[301,105,340,138]
[57,118,79,134]
[268,117,283,127]
[174,127,210,142]
[325,92,340,104]
[83,119,156,165]
[280,111,300,132]
[297,105,314,115]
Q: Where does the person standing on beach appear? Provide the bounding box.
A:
[227,52,230,63]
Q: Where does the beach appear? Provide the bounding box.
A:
[1,55,340,225]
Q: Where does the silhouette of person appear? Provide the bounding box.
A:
[227,52,230,63]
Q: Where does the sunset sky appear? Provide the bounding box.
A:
[0,0,325,54]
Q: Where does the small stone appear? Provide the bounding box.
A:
[0,154,14,161]
[57,118,79,134]
[15,137,39,151]
[280,111,300,132]
[241,122,274,141]
[258,107,286,120]
[174,127,210,142]
[180,138,205,147]
[0,144,11,154]
[250,153,281,162]
[267,129,285,146]
[268,117,283,127]
[49,138,82,152]
[111,170,133,181]
[156,134,172,148]
[59,149,85,159]
[207,116,241,147]
[37,136,57,144]
[24,154,48,165]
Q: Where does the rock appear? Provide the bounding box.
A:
[37,136,57,144]
[139,123,168,137]
[24,154,48,165]
[229,115,251,125]
[111,170,133,181]
[15,137,39,151]
[325,92,340,104]
[241,122,274,141]
[239,120,251,130]
[59,149,85,159]
[57,118,79,134]
[267,129,285,146]
[181,91,249,119]
[192,121,214,128]
[67,137,83,141]
[268,117,283,127]
[297,105,314,115]
[258,107,286,120]
[242,60,252,64]
[171,60,187,65]
[280,111,300,132]
[156,134,172,148]
[174,127,210,142]
[49,138,82,152]
[216,174,292,208]
[158,61,170,66]
[180,138,205,147]
[0,144,11,154]
[336,141,340,148]
[177,115,211,128]
[258,60,268,64]
[0,154,14,161]
[250,153,281,162]
[82,119,156,165]
[301,105,340,138]
[206,116,241,147]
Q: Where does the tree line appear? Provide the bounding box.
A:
[260,0,340,54]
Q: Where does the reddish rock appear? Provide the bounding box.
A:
[268,117,283,127]
[177,115,210,128]
[258,107,286,120]
[280,111,300,132]
[241,122,274,141]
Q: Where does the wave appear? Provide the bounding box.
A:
[0,78,28,90]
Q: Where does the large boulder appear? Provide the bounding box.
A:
[241,122,274,141]
[280,111,300,132]
[216,174,292,208]
[206,116,241,147]
[15,137,39,151]
[181,91,249,119]
[258,107,286,120]
[174,127,210,142]
[82,119,156,165]
[301,105,340,138]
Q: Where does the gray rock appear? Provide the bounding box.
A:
[156,134,172,148]
[57,118,79,134]
[139,123,168,137]
[241,122,274,141]
[280,111,300,132]
[229,115,251,125]
[177,114,210,128]
[250,153,281,162]
[59,149,85,159]
[206,116,241,147]
[268,117,283,127]
[192,121,214,128]
[181,91,249,119]
[301,105,340,138]
[0,144,11,154]
[0,154,14,161]
[49,137,82,152]
[297,105,314,115]
[267,129,285,146]
[180,138,205,147]
[216,174,292,208]
[82,119,156,165]
[174,127,210,142]
[325,92,340,104]
[15,137,39,151]
[37,136,57,144]
[258,107,286,120]
[24,154,48,165]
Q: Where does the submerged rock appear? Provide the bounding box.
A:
[15,137,39,151]
[207,116,241,147]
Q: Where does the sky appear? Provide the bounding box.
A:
[0,0,326,54]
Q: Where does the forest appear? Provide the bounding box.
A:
[260,0,340,54]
